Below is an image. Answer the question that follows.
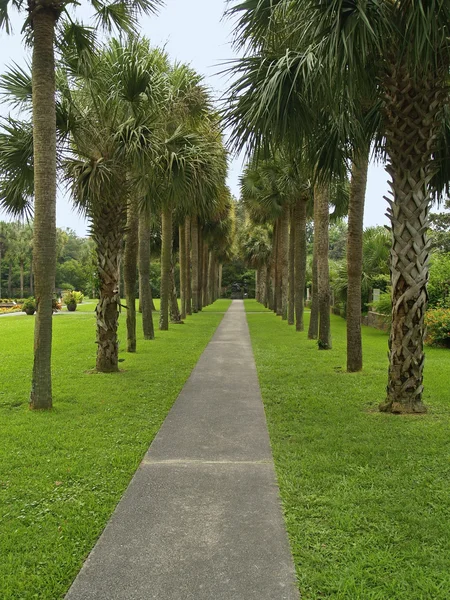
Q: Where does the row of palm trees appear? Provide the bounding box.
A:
[0,0,165,408]
[239,152,347,341]
[0,221,33,298]
[225,0,450,414]
[0,27,233,405]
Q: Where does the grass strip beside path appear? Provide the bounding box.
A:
[245,300,450,600]
[0,307,224,599]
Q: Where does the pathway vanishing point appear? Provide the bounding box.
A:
[65,300,299,600]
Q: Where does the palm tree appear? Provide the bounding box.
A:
[124,196,139,352]
[241,224,272,305]
[0,0,162,408]
[226,0,450,412]
[138,213,155,340]
[65,39,168,370]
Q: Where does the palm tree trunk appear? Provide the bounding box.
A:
[218,263,223,300]
[92,199,126,373]
[274,220,282,315]
[315,183,332,349]
[124,197,139,352]
[191,216,199,313]
[138,216,154,340]
[379,63,446,413]
[280,204,290,320]
[29,8,57,409]
[255,267,260,303]
[30,258,34,296]
[202,242,209,307]
[170,258,181,323]
[295,195,308,332]
[159,207,172,330]
[198,230,204,311]
[347,148,369,372]
[208,251,214,305]
[179,224,186,319]
[288,207,295,325]
[308,233,319,340]
[185,216,192,315]
[214,259,219,301]
[266,263,272,309]
[8,263,12,297]
[20,262,24,299]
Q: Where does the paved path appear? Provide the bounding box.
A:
[65,300,299,600]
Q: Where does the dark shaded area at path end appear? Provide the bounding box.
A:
[65,300,299,600]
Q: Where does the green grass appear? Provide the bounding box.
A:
[200,299,231,312]
[245,301,450,600]
[0,305,225,599]
[244,298,272,312]
[64,298,231,314]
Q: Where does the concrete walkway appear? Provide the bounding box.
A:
[65,300,299,600]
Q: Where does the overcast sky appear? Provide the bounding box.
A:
[0,0,391,236]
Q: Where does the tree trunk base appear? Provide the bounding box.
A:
[379,400,427,414]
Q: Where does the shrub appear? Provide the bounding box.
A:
[73,291,84,304]
[428,253,450,308]
[370,291,392,316]
[62,290,83,306]
[425,307,450,347]
[63,291,78,308]
[22,298,36,314]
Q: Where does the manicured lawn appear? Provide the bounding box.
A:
[201,298,231,312]
[64,298,231,314]
[245,301,450,600]
[244,298,272,312]
[0,306,224,599]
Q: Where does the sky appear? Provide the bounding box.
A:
[0,0,391,236]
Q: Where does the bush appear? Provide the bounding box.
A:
[62,290,83,306]
[425,307,450,347]
[22,298,36,314]
[428,253,450,308]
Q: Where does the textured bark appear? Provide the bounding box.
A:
[198,231,203,311]
[380,62,447,413]
[308,232,319,340]
[93,198,127,373]
[191,216,199,313]
[208,251,214,305]
[347,149,369,372]
[295,195,308,332]
[170,258,181,323]
[20,262,24,299]
[202,242,209,307]
[159,207,172,331]
[138,217,154,340]
[274,220,282,315]
[8,263,12,296]
[185,216,192,315]
[315,184,332,349]
[124,197,139,352]
[29,8,57,409]
[255,267,260,303]
[288,207,295,325]
[266,263,272,309]
[280,205,289,320]
[30,259,34,296]
[179,224,186,319]
[214,259,219,301]
[218,264,223,300]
